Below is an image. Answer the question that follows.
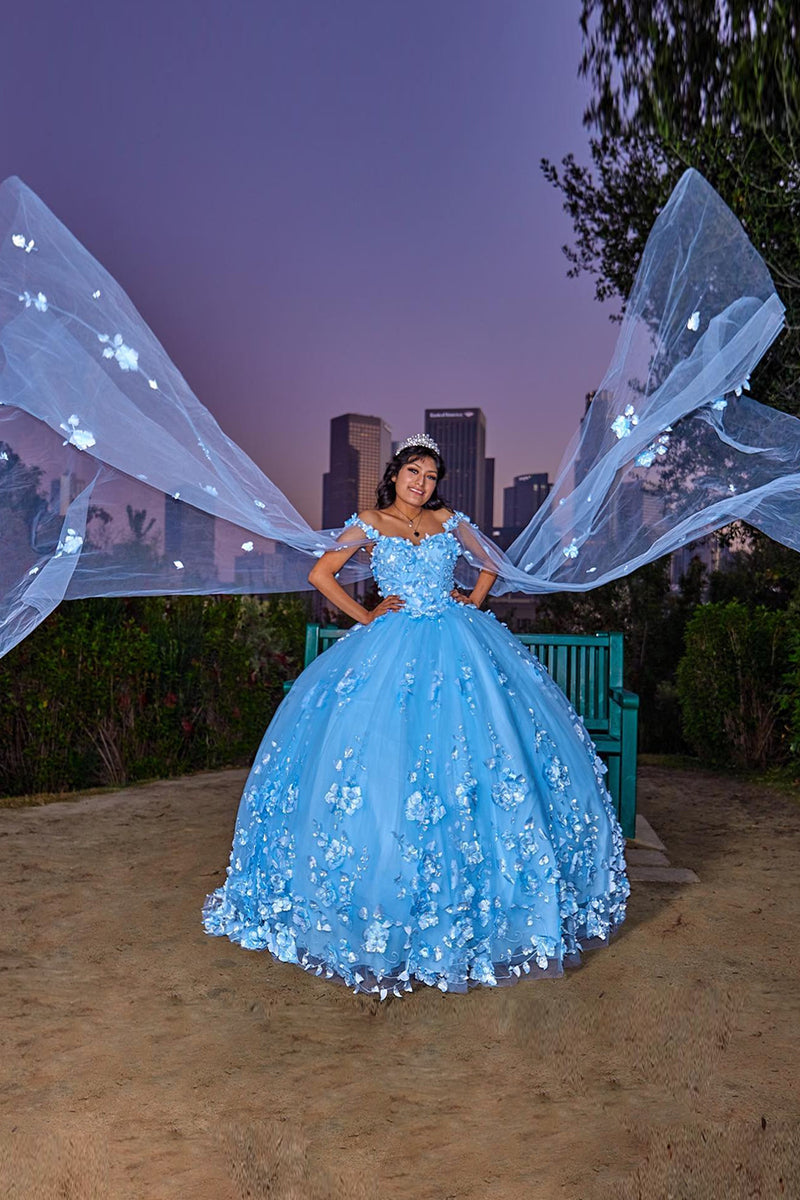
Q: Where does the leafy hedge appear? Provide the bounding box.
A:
[0,594,309,798]
[676,601,792,770]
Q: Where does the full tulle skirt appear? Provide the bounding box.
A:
[203,602,629,996]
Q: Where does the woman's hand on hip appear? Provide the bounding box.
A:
[365,595,405,623]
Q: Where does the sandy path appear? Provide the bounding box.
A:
[1,764,799,1199]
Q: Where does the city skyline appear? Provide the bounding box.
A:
[321,406,551,534]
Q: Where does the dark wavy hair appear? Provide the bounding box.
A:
[376,444,450,511]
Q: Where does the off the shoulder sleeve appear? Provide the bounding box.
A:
[442,509,475,533]
[343,513,381,541]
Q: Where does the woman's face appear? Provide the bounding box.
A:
[393,456,439,507]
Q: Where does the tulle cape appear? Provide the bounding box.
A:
[0,168,794,659]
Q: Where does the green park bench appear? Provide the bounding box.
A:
[284,625,638,838]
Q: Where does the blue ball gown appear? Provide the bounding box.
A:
[203,511,629,997]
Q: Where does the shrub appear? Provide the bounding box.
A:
[676,601,791,770]
[780,611,800,763]
[0,593,309,797]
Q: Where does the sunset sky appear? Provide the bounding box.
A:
[0,0,619,527]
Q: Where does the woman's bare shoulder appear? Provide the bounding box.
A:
[357,508,385,528]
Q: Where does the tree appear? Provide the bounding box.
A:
[0,441,51,588]
[542,0,799,415]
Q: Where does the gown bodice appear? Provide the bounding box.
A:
[344,510,467,618]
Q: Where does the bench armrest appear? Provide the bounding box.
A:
[609,686,639,710]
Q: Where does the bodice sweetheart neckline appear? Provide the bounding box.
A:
[374,529,455,549]
[347,510,464,550]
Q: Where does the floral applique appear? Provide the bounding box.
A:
[98,332,138,371]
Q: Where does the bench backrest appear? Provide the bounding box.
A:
[513,633,623,734]
[303,624,624,735]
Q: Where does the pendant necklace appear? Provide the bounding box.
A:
[392,503,424,537]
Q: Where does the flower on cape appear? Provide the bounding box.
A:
[98,333,139,372]
[686,310,700,332]
[173,560,184,569]
[148,379,158,390]
[712,398,728,411]
[563,539,579,559]
[241,541,254,552]
[734,374,751,397]
[18,290,48,311]
[59,414,96,452]
[12,234,36,253]
[611,404,638,440]
[56,528,83,556]
[202,484,218,497]
[634,430,671,468]
[92,289,101,299]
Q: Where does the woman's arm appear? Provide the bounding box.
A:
[307,540,404,626]
[468,569,498,608]
[452,568,497,609]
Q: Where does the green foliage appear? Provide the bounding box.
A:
[522,558,701,754]
[0,593,309,798]
[709,529,800,609]
[542,0,800,415]
[779,601,800,760]
[676,600,791,768]
[536,3,800,767]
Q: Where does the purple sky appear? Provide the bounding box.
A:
[0,1,617,527]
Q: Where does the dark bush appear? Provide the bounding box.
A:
[780,610,800,763]
[0,593,309,797]
[676,601,791,770]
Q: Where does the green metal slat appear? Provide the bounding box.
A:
[577,645,588,716]
[568,643,578,708]
[597,645,608,721]
[303,623,321,668]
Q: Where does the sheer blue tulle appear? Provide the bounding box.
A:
[0,167,794,659]
[203,514,629,995]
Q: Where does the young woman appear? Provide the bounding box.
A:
[202,437,628,996]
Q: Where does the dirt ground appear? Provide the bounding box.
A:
[1,763,799,1200]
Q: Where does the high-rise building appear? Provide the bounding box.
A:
[424,408,487,526]
[483,457,495,529]
[502,472,552,531]
[50,472,86,516]
[164,497,217,581]
[490,472,552,551]
[234,550,268,591]
[575,388,612,487]
[322,414,392,528]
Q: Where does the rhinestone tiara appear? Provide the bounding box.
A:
[395,433,440,457]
